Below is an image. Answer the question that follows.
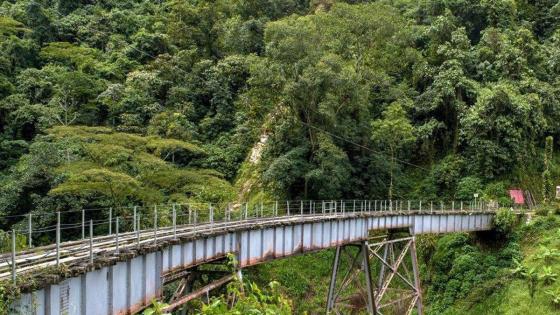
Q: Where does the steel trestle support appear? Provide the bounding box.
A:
[326,235,423,315]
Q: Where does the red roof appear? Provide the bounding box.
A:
[509,189,525,204]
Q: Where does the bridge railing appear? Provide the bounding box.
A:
[0,199,500,283]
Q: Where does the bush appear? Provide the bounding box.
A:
[199,280,292,314]
[456,176,483,200]
[424,232,519,312]
[539,266,557,285]
[493,208,517,235]
[523,267,539,299]
[521,215,560,241]
[484,181,510,201]
[535,206,552,216]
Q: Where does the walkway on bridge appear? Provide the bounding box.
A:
[4,199,497,315]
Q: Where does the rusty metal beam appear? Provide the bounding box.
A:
[163,274,235,312]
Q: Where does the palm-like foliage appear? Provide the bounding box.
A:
[510,258,526,279]
[522,267,539,299]
[536,246,560,264]
[539,266,558,285]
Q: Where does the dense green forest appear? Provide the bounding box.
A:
[1,0,560,225]
[1,0,560,313]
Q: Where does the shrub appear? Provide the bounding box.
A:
[539,266,558,285]
[484,181,510,201]
[522,267,539,299]
[536,246,560,264]
[456,176,483,200]
[493,208,517,235]
[535,206,552,216]
[510,259,526,279]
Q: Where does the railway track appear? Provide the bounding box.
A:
[0,212,348,281]
[0,206,499,282]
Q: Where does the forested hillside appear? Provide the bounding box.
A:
[1,0,560,313]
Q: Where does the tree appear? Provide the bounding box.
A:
[461,82,545,178]
[147,111,197,141]
[39,42,102,73]
[543,136,554,203]
[371,101,416,199]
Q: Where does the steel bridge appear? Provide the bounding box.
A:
[4,200,497,315]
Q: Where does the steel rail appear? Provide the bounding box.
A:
[0,212,353,279]
[0,208,497,281]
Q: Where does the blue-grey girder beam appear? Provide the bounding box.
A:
[12,211,494,315]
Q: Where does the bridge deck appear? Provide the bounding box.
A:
[7,206,496,315]
[1,209,494,281]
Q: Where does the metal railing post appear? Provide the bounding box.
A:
[116,217,120,254]
[109,207,112,235]
[300,200,303,216]
[154,205,157,244]
[56,211,60,267]
[245,203,249,219]
[136,215,140,248]
[173,204,177,240]
[419,201,422,212]
[133,206,137,232]
[430,202,433,213]
[89,220,94,264]
[28,214,32,248]
[452,201,455,211]
[81,210,85,240]
[11,229,16,285]
[287,201,290,216]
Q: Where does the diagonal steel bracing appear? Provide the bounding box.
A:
[326,235,423,315]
